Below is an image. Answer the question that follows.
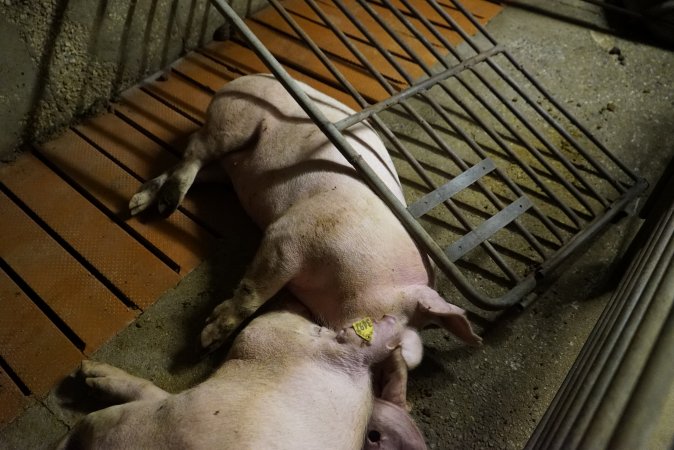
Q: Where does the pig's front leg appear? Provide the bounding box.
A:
[80,360,169,403]
[201,222,303,351]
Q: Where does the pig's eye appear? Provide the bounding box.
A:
[367,430,381,443]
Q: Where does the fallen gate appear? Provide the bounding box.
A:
[209,0,647,310]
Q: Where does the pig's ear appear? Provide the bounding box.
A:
[416,293,482,346]
[399,328,423,369]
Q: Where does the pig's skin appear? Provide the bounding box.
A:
[365,399,427,450]
[129,74,481,358]
[57,300,404,450]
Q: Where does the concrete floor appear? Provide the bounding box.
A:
[0,0,266,162]
[1,1,674,449]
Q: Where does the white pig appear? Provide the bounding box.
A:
[365,399,427,450]
[129,73,481,362]
[57,299,405,450]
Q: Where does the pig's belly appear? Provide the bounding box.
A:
[225,121,405,229]
[279,190,431,326]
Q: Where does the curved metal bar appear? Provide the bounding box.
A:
[207,0,647,309]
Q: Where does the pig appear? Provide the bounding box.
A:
[57,299,407,450]
[129,73,481,362]
[365,399,427,450]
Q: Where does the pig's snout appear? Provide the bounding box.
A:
[364,399,427,450]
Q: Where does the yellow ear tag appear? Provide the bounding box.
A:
[352,318,374,342]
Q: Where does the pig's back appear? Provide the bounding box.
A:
[159,362,369,450]
[218,74,405,228]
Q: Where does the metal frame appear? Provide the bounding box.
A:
[526,174,674,450]
[208,0,647,310]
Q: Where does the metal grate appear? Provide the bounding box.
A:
[209,0,647,310]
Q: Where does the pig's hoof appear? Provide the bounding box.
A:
[201,308,242,352]
[157,181,183,217]
[201,319,237,352]
[80,360,124,378]
[129,174,168,215]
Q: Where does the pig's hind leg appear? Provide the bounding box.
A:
[80,360,169,403]
[201,220,303,351]
[129,129,224,216]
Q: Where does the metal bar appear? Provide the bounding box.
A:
[607,289,674,449]
[399,0,610,212]
[443,0,639,190]
[536,179,647,277]
[295,0,611,271]
[342,0,548,277]
[207,0,527,309]
[266,0,376,102]
[526,184,674,449]
[340,0,616,292]
[354,0,576,250]
[320,0,524,282]
[446,195,533,262]
[207,0,647,310]
[408,158,495,218]
[504,48,639,188]
[271,0,501,262]
[363,0,587,230]
[334,45,503,132]
[529,181,664,448]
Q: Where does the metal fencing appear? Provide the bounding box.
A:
[209,0,648,309]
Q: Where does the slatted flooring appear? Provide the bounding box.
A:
[0,0,503,426]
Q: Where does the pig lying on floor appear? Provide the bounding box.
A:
[129,74,481,363]
[57,299,423,450]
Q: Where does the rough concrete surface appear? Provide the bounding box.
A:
[0,0,266,162]
[1,1,674,449]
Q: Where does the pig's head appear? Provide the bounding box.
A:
[229,297,405,367]
[227,297,340,361]
[364,399,427,450]
[334,315,405,366]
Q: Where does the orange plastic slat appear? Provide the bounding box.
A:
[0,368,29,425]
[76,112,180,180]
[171,51,241,93]
[252,6,423,84]
[438,0,504,22]
[339,0,448,52]
[0,270,83,397]
[142,74,214,124]
[171,52,241,94]
[170,51,239,94]
[74,113,233,239]
[0,192,136,353]
[37,130,213,275]
[198,42,360,109]
[115,87,200,150]
[243,20,399,102]
[0,153,181,309]
[370,0,478,39]
[285,0,438,66]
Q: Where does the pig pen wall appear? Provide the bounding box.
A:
[0,0,267,163]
